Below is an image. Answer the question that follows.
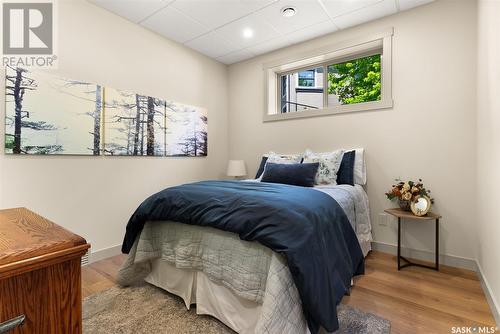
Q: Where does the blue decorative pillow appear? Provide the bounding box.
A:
[255,156,268,179]
[261,163,319,187]
[337,150,356,186]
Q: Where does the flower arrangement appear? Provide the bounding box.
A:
[386,179,434,210]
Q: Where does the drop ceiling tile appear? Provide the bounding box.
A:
[285,19,337,45]
[92,0,435,63]
[90,0,172,23]
[246,36,291,55]
[141,6,209,43]
[398,0,434,11]
[217,48,254,64]
[172,0,277,30]
[259,0,330,35]
[185,31,237,58]
[332,0,398,30]
[319,0,382,18]
[215,12,281,49]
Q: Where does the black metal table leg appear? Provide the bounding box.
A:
[436,218,439,270]
[398,217,440,271]
[397,217,401,270]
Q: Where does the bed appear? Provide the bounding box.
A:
[117,179,372,334]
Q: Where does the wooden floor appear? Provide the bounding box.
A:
[82,251,497,334]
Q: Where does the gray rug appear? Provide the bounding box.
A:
[83,284,390,334]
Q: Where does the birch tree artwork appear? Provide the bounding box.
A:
[165,102,208,157]
[104,87,166,156]
[4,67,103,155]
[4,68,208,157]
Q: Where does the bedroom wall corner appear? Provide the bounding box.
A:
[0,0,230,253]
[476,0,500,325]
[227,0,478,263]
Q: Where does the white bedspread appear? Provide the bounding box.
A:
[314,184,372,256]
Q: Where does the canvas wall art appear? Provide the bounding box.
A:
[4,67,208,157]
[5,67,103,155]
[104,88,166,156]
[165,101,208,157]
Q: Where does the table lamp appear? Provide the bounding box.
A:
[226,160,247,179]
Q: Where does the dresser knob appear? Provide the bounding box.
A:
[0,315,25,333]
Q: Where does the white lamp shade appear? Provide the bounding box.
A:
[227,160,247,177]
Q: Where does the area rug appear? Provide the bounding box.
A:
[83,284,391,334]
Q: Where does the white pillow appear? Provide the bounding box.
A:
[266,151,302,164]
[303,149,344,185]
[349,148,366,185]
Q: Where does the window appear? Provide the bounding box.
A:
[298,70,315,87]
[281,66,324,113]
[264,29,393,121]
[328,54,381,106]
[279,55,381,114]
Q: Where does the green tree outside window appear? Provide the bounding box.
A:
[327,54,381,105]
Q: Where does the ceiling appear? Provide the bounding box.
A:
[90,0,434,65]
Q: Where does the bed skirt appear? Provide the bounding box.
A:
[145,259,351,334]
[145,258,263,334]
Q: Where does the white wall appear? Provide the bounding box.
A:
[0,0,491,280]
[477,0,500,321]
[228,0,478,261]
[0,0,229,253]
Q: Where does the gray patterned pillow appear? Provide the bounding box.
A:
[303,149,344,185]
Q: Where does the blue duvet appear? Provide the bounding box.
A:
[121,180,364,333]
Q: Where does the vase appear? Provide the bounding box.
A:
[398,199,411,211]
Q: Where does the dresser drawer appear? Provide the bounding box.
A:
[0,258,82,334]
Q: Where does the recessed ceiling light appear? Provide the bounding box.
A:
[242,28,254,39]
[281,6,297,18]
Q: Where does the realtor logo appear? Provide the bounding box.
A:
[3,3,52,54]
[2,1,57,68]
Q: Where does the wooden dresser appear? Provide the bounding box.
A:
[0,208,90,333]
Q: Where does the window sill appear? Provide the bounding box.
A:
[263,99,393,122]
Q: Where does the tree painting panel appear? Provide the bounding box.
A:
[5,67,103,155]
[165,102,207,157]
[327,54,381,105]
[104,88,166,156]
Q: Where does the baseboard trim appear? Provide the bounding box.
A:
[371,241,477,271]
[89,244,122,264]
[476,261,500,327]
[90,241,478,270]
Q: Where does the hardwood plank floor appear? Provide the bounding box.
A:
[82,254,125,299]
[82,251,497,333]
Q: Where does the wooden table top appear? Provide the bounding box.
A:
[384,208,442,220]
[0,207,89,266]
